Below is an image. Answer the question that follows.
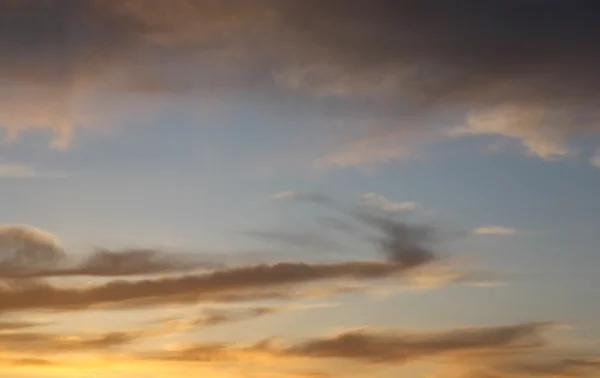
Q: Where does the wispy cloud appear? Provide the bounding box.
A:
[359,193,420,213]
[472,226,519,236]
[0,162,65,179]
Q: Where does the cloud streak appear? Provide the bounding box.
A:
[472,227,519,236]
[0,260,426,313]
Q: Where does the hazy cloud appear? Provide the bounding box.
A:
[359,193,420,213]
[0,162,66,179]
[271,191,331,204]
[244,230,341,252]
[472,227,519,236]
[157,303,336,332]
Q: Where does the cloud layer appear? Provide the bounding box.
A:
[2,1,600,166]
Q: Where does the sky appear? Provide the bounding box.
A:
[1,1,600,377]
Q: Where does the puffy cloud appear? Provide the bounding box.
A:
[0,225,66,275]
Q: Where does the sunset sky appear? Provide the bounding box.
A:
[2,1,600,377]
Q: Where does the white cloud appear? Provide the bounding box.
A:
[360,193,420,212]
[450,104,570,160]
[472,226,518,236]
[314,133,411,169]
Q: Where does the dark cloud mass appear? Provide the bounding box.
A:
[4,0,600,100]
[1,1,600,157]
[277,192,439,266]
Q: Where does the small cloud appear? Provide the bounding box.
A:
[360,193,420,212]
[271,191,330,203]
[472,226,519,236]
[0,162,65,179]
[272,191,300,200]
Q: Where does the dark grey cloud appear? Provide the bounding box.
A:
[273,191,439,267]
[5,0,600,101]
[2,1,600,159]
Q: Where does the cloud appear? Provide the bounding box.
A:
[314,134,412,169]
[0,225,66,275]
[0,330,140,354]
[472,227,519,236]
[271,190,438,266]
[0,225,223,279]
[1,1,598,163]
[157,303,337,332]
[590,148,600,169]
[282,322,554,363]
[0,162,66,179]
[500,357,600,377]
[23,248,223,278]
[2,357,55,367]
[145,321,556,365]
[0,260,425,313]
[459,356,600,378]
[359,193,420,213]
[271,191,331,204]
[0,320,42,331]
